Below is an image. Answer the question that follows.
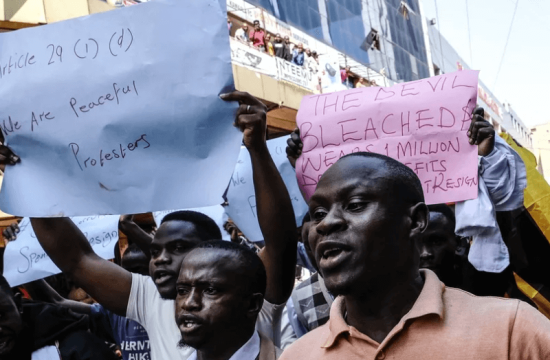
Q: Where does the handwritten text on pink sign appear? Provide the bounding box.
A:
[296,70,480,205]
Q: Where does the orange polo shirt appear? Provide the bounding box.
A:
[280,270,550,360]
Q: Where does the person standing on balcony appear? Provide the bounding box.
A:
[265,34,275,56]
[250,20,266,51]
[235,23,251,44]
[273,34,290,61]
[340,66,351,85]
[292,44,305,66]
[283,36,293,62]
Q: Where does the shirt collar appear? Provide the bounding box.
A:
[187,331,260,360]
[322,269,445,348]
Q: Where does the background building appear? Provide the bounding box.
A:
[0,0,535,147]
[427,20,532,148]
[531,123,550,182]
[243,0,430,83]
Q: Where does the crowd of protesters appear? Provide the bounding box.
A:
[0,84,549,360]
[0,4,550,359]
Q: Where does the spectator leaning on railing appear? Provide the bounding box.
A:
[292,43,305,66]
[250,20,266,51]
[265,34,275,56]
[283,36,293,61]
[235,23,250,44]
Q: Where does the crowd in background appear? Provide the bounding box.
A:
[229,18,379,91]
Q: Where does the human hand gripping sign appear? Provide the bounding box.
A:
[468,107,495,156]
[0,131,20,171]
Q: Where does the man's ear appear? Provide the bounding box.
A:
[246,293,264,319]
[410,202,429,237]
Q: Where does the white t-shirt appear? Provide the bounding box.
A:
[32,346,60,360]
[127,273,285,360]
[187,331,260,360]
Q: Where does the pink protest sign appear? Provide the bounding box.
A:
[296,70,480,205]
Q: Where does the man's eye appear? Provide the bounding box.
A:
[204,287,217,295]
[313,210,327,221]
[173,244,189,252]
[177,287,190,295]
[150,249,160,257]
[347,202,366,212]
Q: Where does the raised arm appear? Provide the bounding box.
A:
[221,91,298,304]
[2,222,92,314]
[119,214,153,259]
[30,218,131,316]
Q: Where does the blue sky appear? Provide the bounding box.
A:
[420,0,550,128]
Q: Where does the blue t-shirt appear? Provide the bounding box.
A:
[91,303,151,360]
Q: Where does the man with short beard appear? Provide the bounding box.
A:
[175,241,280,360]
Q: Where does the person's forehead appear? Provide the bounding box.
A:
[313,157,390,200]
[427,212,454,233]
[179,249,244,281]
[153,220,201,244]
[121,253,149,264]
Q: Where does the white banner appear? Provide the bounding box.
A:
[0,0,242,217]
[230,39,277,77]
[4,216,119,286]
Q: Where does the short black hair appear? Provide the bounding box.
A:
[253,20,260,24]
[161,211,222,241]
[340,152,424,204]
[124,242,145,256]
[427,204,456,229]
[192,240,266,297]
[0,276,14,297]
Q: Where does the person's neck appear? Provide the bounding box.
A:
[196,327,255,360]
[344,271,424,344]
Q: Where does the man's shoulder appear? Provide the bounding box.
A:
[279,323,330,359]
[444,286,522,320]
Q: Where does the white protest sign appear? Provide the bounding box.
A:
[152,205,231,241]
[0,0,242,217]
[3,216,119,286]
[225,136,308,241]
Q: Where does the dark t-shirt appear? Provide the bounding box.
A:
[91,304,151,360]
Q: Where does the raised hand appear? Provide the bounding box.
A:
[468,107,495,157]
[220,91,268,151]
[3,222,20,242]
[286,128,302,168]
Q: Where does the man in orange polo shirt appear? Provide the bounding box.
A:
[280,152,550,360]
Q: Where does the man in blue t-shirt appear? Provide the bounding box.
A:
[91,301,150,360]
